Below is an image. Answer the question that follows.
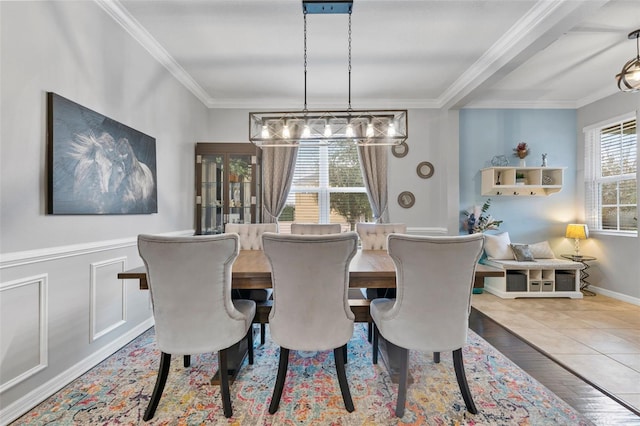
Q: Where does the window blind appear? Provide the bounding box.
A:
[584,117,637,233]
[280,143,372,232]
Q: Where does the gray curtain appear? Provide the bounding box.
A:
[262,146,299,223]
[358,145,389,223]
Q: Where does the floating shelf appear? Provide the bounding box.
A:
[481,167,565,196]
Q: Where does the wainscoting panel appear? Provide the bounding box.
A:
[0,274,48,393]
[90,258,127,342]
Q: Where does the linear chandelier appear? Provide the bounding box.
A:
[616,29,640,93]
[249,0,408,147]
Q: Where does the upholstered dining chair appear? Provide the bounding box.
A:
[290,222,342,235]
[225,222,277,344]
[370,233,484,417]
[290,223,360,300]
[137,234,256,420]
[262,232,359,414]
[355,222,406,340]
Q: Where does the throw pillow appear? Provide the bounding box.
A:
[529,241,555,258]
[484,232,514,259]
[510,244,535,261]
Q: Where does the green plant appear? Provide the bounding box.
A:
[516,172,525,179]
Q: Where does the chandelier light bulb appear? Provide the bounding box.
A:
[324,123,332,137]
[302,124,311,138]
[261,124,269,139]
[346,123,354,137]
[366,123,374,138]
[387,122,396,137]
[282,124,291,139]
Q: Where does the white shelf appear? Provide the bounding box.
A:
[481,167,565,196]
[484,268,582,299]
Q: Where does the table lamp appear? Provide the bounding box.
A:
[565,224,588,257]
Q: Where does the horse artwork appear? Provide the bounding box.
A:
[47,93,157,214]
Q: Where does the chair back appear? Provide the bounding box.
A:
[356,222,406,250]
[262,232,358,351]
[225,223,278,250]
[138,234,252,354]
[384,233,484,351]
[291,223,342,235]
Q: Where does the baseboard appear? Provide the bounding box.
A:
[0,318,154,426]
[588,285,640,306]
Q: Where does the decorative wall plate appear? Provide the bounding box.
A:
[416,161,434,179]
[397,191,415,208]
[391,141,409,158]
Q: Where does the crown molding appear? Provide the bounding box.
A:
[94,0,214,107]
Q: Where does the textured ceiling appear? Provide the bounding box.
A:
[97,0,640,109]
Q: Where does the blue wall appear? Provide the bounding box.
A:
[459,109,577,246]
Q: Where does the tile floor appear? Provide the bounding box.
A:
[471,292,640,412]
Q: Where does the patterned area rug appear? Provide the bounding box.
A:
[13,324,592,425]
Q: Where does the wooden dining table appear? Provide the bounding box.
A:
[118,249,503,384]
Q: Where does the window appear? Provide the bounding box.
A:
[279,143,372,233]
[584,114,637,234]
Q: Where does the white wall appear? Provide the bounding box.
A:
[576,92,640,300]
[0,2,207,422]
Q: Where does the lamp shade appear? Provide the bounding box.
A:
[565,224,588,240]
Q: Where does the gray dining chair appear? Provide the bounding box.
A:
[355,222,406,340]
[137,234,256,420]
[290,222,342,235]
[225,222,277,344]
[290,222,360,300]
[262,232,359,414]
[370,233,484,417]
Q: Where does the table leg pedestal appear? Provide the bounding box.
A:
[210,326,259,385]
[376,336,414,385]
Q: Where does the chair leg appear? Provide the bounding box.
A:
[247,328,254,365]
[367,321,373,342]
[334,345,355,412]
[453,348,478,414]
[395,347,409,417]
[343,344,348,364]
[219,349,233,418]
[269,347,290,414]
[143,352,171,421]
[261,324,266,345]
[372,323,379,364]
[183,355,191,367]
[433,352,440,364]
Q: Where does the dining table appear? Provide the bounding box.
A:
[118,249,503,384]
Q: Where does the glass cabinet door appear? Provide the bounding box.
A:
[228,154,254,226]
[199,154,224,234]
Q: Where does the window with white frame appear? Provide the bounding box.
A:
[584,114,637,233]
[278,143,372,233]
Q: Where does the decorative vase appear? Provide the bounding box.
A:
[519,158,526,167]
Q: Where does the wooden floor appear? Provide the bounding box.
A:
[469,308,640,424]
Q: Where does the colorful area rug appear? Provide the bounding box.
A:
[13,324,592,425]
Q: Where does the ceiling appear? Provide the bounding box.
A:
[97,0,640,110]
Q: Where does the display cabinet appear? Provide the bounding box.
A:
[195,143,261,235]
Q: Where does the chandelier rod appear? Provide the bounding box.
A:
[348,10,352,111]
[303,10,308,112]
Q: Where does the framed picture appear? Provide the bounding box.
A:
[47,93,157,214]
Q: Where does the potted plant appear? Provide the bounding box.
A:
[515,172,526,185]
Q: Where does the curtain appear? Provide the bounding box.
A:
[358,145,389,223]
[262,146,299,223]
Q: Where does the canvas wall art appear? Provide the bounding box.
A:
[47,93,158,214]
